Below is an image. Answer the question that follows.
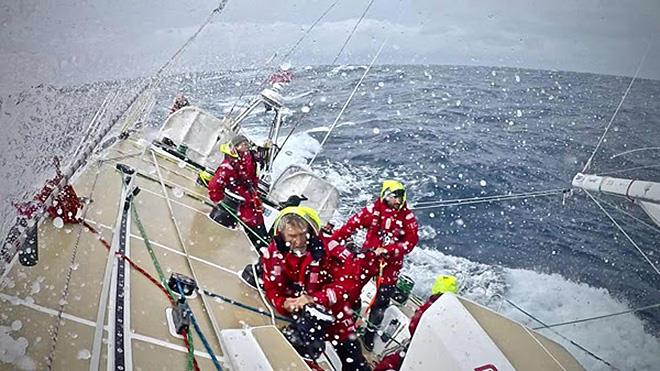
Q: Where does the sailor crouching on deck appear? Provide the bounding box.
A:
[262,206,370,371]
[331,180,419,351]
[208,134,270,251]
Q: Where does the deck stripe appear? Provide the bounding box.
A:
[0,293,215,361]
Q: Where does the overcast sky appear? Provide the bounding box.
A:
[1,0,659,94]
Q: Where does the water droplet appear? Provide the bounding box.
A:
[11,320,22,331]
[178,161,186,169]
[301,106,310,113]
[172,188,184,198]
[77,349,91,360]
[480,180,487,187]
[372,128,380,135]
[52,217,64,229]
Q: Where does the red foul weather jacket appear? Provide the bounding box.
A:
[331,198,419,286]
[261,235,360,341]
[208,150,263,228]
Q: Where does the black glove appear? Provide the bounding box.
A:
[308,235,325,262]
[274,234,289,254]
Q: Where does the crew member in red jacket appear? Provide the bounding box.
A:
[373,275,458,371]
[208,134,269,251]
[261,206,370,371]
[332,180,419,351]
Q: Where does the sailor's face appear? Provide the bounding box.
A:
[385,194,402,209]
[282,225,308,252]
[235,141,248,154]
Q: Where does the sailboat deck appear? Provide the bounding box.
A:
[0,139,309,370]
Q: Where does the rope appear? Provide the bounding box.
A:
[309,33,391,166]
[411,189,569,210]
[331,0,376,65]
[121,0,230,132]
[131,204,176,297]
[212,202,277,324]
[151,151,227,350]
[585,191,660,276]
[591,194,660,235]
[81,220,200,371]
[45,168,101,370]
[581,43,650,173]
[203,289,292,322]
[176,282,223,371]
[533,302,660,330]
[610,146,660,159]
[227,0,341,118]
[596,164,660,176]
[500,296,621,370]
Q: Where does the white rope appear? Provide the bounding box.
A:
[610,146,660,159]
[309,35,390,166]
[596,164,660,176]
[413,188,568,206]
[251,263,276,325]
[151,151,226,346]
[592,194,660,235]
[582,43,651,173]
[412,189,567,210]
[585,190,660,276]
[331,0,376,65]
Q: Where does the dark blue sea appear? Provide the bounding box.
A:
[1,65,659,369]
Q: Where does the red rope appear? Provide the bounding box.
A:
[81,220,201,371]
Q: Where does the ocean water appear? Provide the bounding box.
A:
[1,65,659,370]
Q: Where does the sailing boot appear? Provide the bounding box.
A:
[362,327,376,352]
[240,263,263,289]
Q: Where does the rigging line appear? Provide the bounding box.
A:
[150,151,226,350]
[596,164,660,176]
[592,194,660,235]
[331,0,376,65]
[411,191,564,210]
[581,42,651,174]
[121,0,230,132]
[45,167,102,371]
[533,302,660,330]
[412,188,569,207]
[309,34,390,166]
[500,297,621,370]
[585,190,660,276]
[611,146,660,159]
[227,0,341,118]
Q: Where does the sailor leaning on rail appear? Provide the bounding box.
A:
[331,180,420,352]
[261,206,370,371]
[206,134,271,251]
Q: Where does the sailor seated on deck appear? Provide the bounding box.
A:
[373,275,458,371]
[261,206,370,371]
[331,180,419,351]
[208,134,271,252]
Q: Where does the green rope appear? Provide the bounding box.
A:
[131,204,177,299]
[131,203,194,371]
[187,329,195,371]
[217,202,271,246]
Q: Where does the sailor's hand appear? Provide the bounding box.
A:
[284,295,314,312]
[374,247,388,256]
[262,139,273,149]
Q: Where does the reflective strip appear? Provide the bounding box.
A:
[326,288,337,305]
[328,240,339,251]
[405,212,415,220]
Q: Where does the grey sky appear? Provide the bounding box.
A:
[1,0,659,94]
